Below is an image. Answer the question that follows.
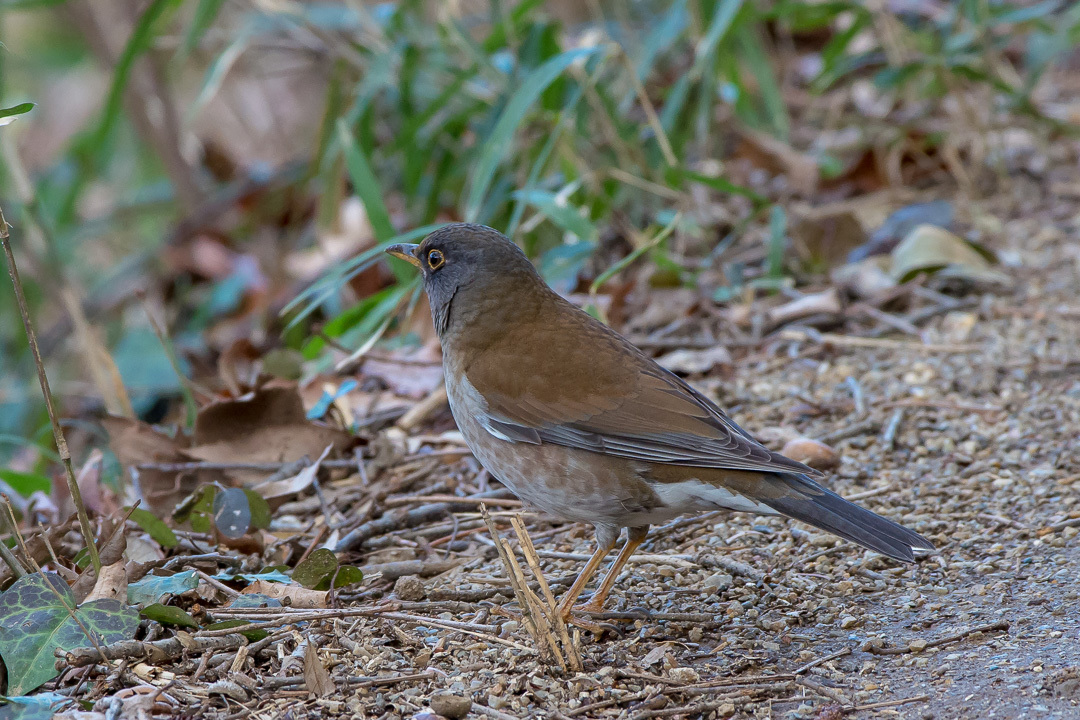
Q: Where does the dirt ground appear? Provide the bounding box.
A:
[56,173,1080,720]
[188,168,1079,720]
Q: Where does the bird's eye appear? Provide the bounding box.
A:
[427,249,445,270]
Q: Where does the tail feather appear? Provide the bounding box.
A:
[762,473,934,563]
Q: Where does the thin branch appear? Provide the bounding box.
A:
[0,205,101,574]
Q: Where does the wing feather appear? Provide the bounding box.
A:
[462,302,822,478]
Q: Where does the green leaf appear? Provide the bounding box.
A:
[244,490,272,531]
[182,0,227,53]
[465,45,604,222]
[671,168,769,207]
[767,205,787,281]
[692,0,745,77]
[125,507,178,548]
[0,470,50,498]
[291,548,338,589]
[337,119,396,243]
[0,103,34,126]
[127,570,199,606]
[91,0,179,151]
[539,242,595,294]
[321,565,364,590]
[141,603,198,628]
[0,572,138,695]
[512,189,598,243]
[206,619,267,642]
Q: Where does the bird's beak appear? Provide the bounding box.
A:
[385,243,421,268]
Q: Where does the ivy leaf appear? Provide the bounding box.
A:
[0,573,138,695]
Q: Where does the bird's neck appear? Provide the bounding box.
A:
[436,275,552,367]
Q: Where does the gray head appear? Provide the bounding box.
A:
[385,223,545,335]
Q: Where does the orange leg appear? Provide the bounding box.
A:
[577,526,648,613]
[556,536,616,621]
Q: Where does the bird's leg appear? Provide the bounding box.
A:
[557,527,617,622]
[577,525,649,614]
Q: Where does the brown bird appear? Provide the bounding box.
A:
[387,224,933,622]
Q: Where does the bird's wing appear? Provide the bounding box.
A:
[462,303,822,478]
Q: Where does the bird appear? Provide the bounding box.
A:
[386,223,933,623]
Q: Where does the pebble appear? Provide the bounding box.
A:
[781,437,840,471]
[394,575,426,601]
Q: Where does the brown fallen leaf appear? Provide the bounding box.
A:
[218,338,265,398]
[254,445,332,506]
[100,416,225,517]
[241,579,327,608]
[303,638,336,698]
[188,385,355,485]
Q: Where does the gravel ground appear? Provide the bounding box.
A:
[83,174,1079,719]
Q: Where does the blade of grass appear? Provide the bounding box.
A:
[589,211,682,296]
[464,45,605,223]
[336,119,396,245]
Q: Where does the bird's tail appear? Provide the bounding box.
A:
[761,473,934,562]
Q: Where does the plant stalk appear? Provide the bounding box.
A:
[0,204,102,574]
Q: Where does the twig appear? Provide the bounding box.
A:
[843,695,929,713]
[879,399,1003,420]
[779,329,981,353]
[260,670,435,690]
[60,632,252,668]
[793,647,852,675]
[0,497,27,579]
[335,488,514,552]
[881,407,905,450]
[481,506,565,669]
[863,621,1009,655]
[511,515,582,672]
[471,704,522,720]
[384,494,522,508]
[1,205,101,574]
[843,485,894,502]
[396,384,448,431]
[817,418,881,445]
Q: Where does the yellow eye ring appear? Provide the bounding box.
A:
[427,249,445,269]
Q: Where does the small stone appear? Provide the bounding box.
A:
[395,575,426,601]
[669,667,699,683]
[726,600,744,617]
[430,692,472,720]
[716,702,736,717]
[840,615,860,629]
[909,639,928,652]
[781,437,840,471]
[688,627,704,643]
[703,572,734,592]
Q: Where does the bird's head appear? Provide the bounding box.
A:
[385,223,545,336]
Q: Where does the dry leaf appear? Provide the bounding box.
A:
[100,416,223,517]
[303,638,336,698]
[255,445,332,503]
[218,338,264,397]
[188,386,354,485]
[241,579,327,608]
[656,346,732,375]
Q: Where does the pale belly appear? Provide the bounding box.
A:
[444,372,778,529]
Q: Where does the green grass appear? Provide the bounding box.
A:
[0,0,1078,462]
